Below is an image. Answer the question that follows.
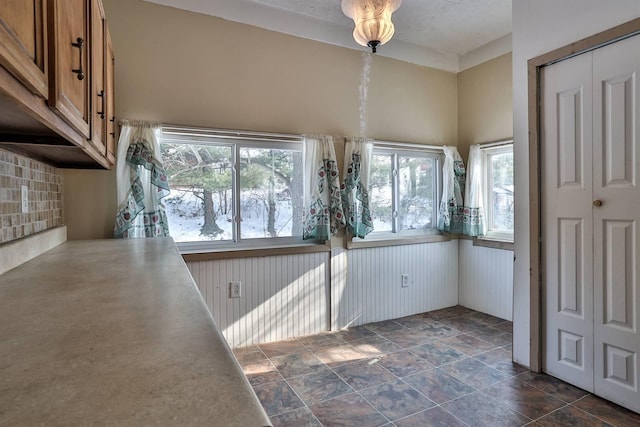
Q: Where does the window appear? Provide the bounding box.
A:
[160,127,304,252]
[367,145,441,238]
[481,143,514,242]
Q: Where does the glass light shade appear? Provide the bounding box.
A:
[341,0,403,48]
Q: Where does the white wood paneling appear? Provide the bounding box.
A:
[186,252,329,348]
[334,241,459,329]
[458,239,513,321]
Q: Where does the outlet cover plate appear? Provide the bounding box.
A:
[229,281,241,298]
[21,185,28,213]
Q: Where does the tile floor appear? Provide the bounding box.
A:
[233,305,640,427]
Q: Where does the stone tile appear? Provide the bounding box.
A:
[288,370,353,404]
[411,342,468,367]
[442,392,531,427]
[333,358,397,390]
[411,323,459,339]
[311,343,367,368]
[517,372,589,403]
[378,328,434,348]
[297,332,347,349]
[253,380,305,416]
[573,395,640,427]
[438,316,487,332]
[336,326,378,342]
[441,357,510,389]
[233,345,266,365]
[360,379,436,421]
[474,347,528,376]
[270,406,321,427]
[536,405,613,427]
[351,336,403,356]
[271,351,327,378]
[494,320,513,333]
[310,393,388,427]
[404,368,475,404]
[483,378,566,419]
[438,334,497,356]
[259,339,306,358]
[242,359,284,386]
[467,325,513,347]
[394,407,467,427]
[393,315,441,331]
[466,311,506,326]
[377,350,435,378]
[423,306,477,320]
[366,319,405,333]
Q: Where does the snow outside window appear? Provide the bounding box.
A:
[160,128,305,252]
[364,147,441,239]
[481,144,514,242]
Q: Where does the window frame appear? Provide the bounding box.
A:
[160,125,311,254]
[479,141,514,244]
[352,141,444,244]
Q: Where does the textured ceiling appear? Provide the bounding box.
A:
[144,0,513,71]
[251,0,512,56]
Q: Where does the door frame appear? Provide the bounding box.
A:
[527,17,640,372]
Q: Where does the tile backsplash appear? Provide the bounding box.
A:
[0,149,64,244]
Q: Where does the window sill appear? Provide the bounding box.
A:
[473,237,514,251]
[181,242,331,262]
[347,233,451,250]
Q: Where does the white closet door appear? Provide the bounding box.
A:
[592,34,640,412]
[542,52,595,392]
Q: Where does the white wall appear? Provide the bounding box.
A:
[187,240,459,348]
[187,253,330,348]
[512,0,640,367]
[335,241,459,329]
[458,240,513,321]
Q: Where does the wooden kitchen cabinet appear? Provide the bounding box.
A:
[47,0,91,139]
[105,27,116,164]
[0,0,48,99]
[89,0,106,157]
[0,0,116,168]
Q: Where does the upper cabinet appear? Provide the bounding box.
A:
[0,0,115,169]
[105,27,116,164]
[0,0,48,99]
[47,0,90,139]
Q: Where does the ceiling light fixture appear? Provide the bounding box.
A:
[341,0,403,53]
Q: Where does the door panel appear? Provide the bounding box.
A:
[592,33,640,412]
[542,52,594,392]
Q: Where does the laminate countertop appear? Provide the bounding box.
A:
[0,238,271,426]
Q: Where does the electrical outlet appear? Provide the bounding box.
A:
[401,274,409,288]
[21,185,28,213]
[229,281,241,298]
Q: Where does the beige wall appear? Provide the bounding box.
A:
[457,53,512,163]
[63,169,116,240]
[64,0,459,240]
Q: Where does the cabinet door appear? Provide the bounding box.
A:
[89,0,106,156]
[105,27,116,164]
[0,0,48,98]
[47,0,90,138]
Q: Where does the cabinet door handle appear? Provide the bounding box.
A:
[97,90,105,119]
[71,37,85,80]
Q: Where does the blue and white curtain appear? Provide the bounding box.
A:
[463,144,485,236]
[302,135,345,241]
[341,137,374,238]
[437,146,465,233]
[114,120,170,239]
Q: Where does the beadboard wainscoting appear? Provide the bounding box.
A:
[186,240,461,348]
[335,240,459,329]
[186,252,330,348]
[458,238,513,320]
